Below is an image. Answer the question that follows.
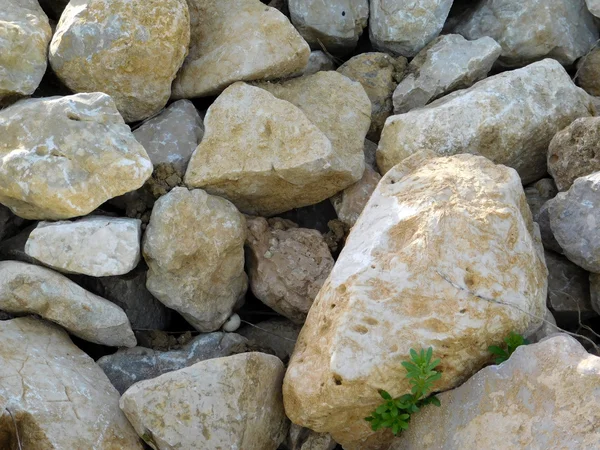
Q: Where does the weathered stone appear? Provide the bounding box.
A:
[577,48,600,96]
[0,93,153,220]
[25,216,141,276]
[331,165,381,227]
[525,178,558,221]
[172,0,309,99]
[526,308,560,343]
[298,51,336,76]
[390,335,600,450]
[364,139,378,170]
[285,424,338,450]
[587,0,600,18]
[337,52,407,140]
[393,34,501,114]
[0,317,142,449]
[98,332,248,394]
[0,0,51,103]
[237,318,301,362]
[120,353,288,450]
[548,117,600,191]
[133,100,204,175]
[283,154,547,449]
[245,217,334,324]
[454,0,598,68]
[0,261,136,347]
[143,187,247,332]
[537,201,564,254]
[377,59,593,184]
[49,0,190,122]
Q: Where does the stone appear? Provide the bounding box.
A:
[453,0,598,68]
[537,201,564,254]
[120,353,288,450]
[525,178,558,221]
[548,117,600,191]
[237,318,301,362]
[526,308,560,343]
[172,0,309,99]
[364,139,378,170]
[0,93,153,220]
[0,317,142,449]
[0,205,23,242]
[0,225,39,265]
[49,0,190,122]
[331,165,381,227]
[0,261,136,347]
[377,59,593,184]
[98,332,249,394]
[590,273,600,315]
[245,217,334,324]
[577,48,600,96]
[393,34,502,114]
[369,0,453,57]
[288,0,368,55]
[24,216,142,276]
[587,0,600,18]
[0,0,51,103]
[133,99,204,176]
[337,52,407,140]
[185,77,369,216]
[222,313,241,332]
[143,187,247,332]
[283,154,548,449]
[285,424,338,450]
[298,51,336,76]
[389,335,600,450]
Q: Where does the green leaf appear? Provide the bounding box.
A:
[375,405,386,414]
[410,348,419,361]
[379,390,392,400]
[392,423,400,435]
[488,345,507,357]
[425,347,433,364]
[430,396,441,407]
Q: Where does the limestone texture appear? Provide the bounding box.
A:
[331,165,381,227]
[577,48,600,96]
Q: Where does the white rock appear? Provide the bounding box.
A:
[222,313,241,332]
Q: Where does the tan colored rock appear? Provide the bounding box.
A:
[283,154,547,450]
[245,217,334,324]
[0,317,142,449]
[120,353,288,450]
[0,93,153,220]
[331,165,381,227]
[577,48,600,96]
[172,0,309,99]
[143,187,247,332]
[377,59,593,184]
[49,0,190,122]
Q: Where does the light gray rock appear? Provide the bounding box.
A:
[587,0,600,18]
[526,308,560,343]
[298,51,336,76]
[577,48,600,96]
[331,165,381,227]
[525,178,558,221]
[237,318,301,362]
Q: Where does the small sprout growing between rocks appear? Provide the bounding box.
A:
[488,331,529,364]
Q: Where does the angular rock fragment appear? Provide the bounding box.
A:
[285,424,338,450]
[298,51,336,76]
[525,178,558,221]
[577,48,600,96]
[331,165,381,227]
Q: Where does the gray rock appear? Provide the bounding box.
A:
[589,273,600,315]
[237,318,301,362]
[577,48,600,96]
[331,165,381,227]
[526,308,560,343]
[525,178,558,221]
[537,202,564,254]
[298,51,336,76]
[587,0,600,18]
[285,424,337,450]
[0,225,38,264]
[0,204,24,242]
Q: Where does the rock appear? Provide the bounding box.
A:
[286,424,338,450]
[377,59,593,184]
[283,154,547,449]
[0,0,51,103]
[590,273,600,315]
[364,139,378,170]
[49,0,190,122]
[525,178,558,221]
[0,261,136,347]
[0,93,153,220]
[238,318,302,362]
[0,317,142,449]
[337,52,407,140]
[526,308,560,343]
[0,225,38,265]
[454,0,598,68]
[0,205,23,242]
[133,99,204,176]
[143,187,247,332]
[587,0,600,17]
[185,77,369,216]
[98,332,249,394]
[222,313,241,332]
[24,216,142,276]
[120,352,288,450]
[331,165,381,227]
[389,335,600,450]
[172,0,309,99]
[537,201,564,254]
[288,0,368,55]
[548,117,600,191]
[299,51,336,76]
[577,48,600,96]
[393,34,501,114]
[245,217,334,324]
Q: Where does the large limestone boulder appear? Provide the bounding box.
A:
[0,318,142,449]
[283,154,548,449]
[390,335,600,450]
[454,0,598,67]
[377,59,593,184]
[577,48,600,96]
[0,93,153,220]
[143,187,247,331]
[49,0,190,122]
[330,165,381,227]
[120,353,288,450]
[0,0,51,103]
[172,0,309,99]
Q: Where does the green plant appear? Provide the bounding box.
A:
[365,347,441,435]
[488,331,529,364]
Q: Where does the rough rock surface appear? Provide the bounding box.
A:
[245,217,334,324]
[527,308,559,343]
[369,0,453,57]
[0,317,142,449]
[389,335,600,450]
[454,0,598,67]
[377,59,593,184]
[25,216,142,276]
[577,48,600,96]
[0,261,136,347]
[283,154,548,449]
[0,93,153,220]
[143,187,247,331]
[120,353,288,450]
[587,0,600,18]
[331,165,381,227]
[537,201,564,254]
[98,332,248,394]
[286,424,338,450]
[298,51,336,76]
[49,0,190,122]
[525,178,558,221]
[237,318,301,362]
[172,0,309,99]
[393,34,501,114]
